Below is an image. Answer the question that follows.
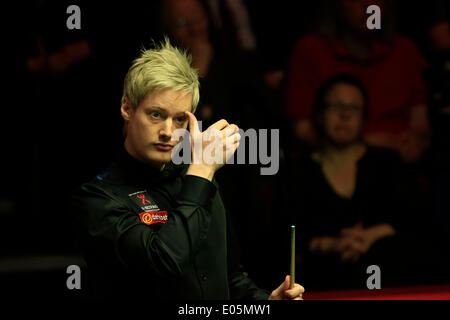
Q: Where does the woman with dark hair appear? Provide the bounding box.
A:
[289,74,448,291]
[284,0,430,164]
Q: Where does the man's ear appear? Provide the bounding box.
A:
[121,97,134,121]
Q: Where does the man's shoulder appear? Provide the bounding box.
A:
[72,162,187,204]
[71,164,129,208]
[71,179,119,210]
[75,164,113,190]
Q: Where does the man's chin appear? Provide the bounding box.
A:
[145,153,172,166]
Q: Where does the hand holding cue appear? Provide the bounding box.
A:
[268,226,305,300]
[290,225,295,289]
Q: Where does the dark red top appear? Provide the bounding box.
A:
[284,33,428,134]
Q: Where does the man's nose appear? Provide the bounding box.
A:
[159,118,173,140]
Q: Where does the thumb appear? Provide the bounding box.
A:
[274,275,289,293]
[270,275,291,300]
[185,111,202,164]
[284,275,291,290]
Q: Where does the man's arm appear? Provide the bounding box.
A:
[71,175,217,279]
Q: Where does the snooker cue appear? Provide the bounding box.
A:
[290,225,295,289]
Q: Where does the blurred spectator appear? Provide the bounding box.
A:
[428,20,450,55]
[424,19,450,143]
[287,74,450,290]
[284,0,431,164]
[421,3,450,242]
[26,38,91,75]
[203,0,290,91]
[204,0,257,53]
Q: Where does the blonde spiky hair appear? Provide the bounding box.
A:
[121,36,200,112]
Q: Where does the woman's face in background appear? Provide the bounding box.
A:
[322,83,365,146]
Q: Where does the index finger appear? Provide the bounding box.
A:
[207,119,229,132]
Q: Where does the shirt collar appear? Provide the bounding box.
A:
[106,145,183,185]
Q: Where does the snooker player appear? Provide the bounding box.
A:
[70,37,304,300]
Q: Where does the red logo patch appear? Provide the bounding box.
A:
[137,194,151,205]
[139,211,168,225]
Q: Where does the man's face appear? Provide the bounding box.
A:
[122,88,192,168]
[322,83,365,146]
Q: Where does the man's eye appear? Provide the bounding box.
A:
[150,112,160,118]
[176,117,186,123]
